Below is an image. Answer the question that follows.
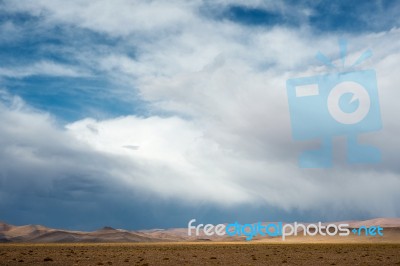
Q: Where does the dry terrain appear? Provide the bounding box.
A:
[1,218,399,265]
[2,218,400,243]
[0,242,400,265]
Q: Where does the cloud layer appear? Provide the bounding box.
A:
[0,0,400,229]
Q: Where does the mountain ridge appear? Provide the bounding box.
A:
[1,217,399,243]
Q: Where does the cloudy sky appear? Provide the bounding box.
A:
[0,0,399,230]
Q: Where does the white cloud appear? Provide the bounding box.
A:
[1,0,400,218]
[3,0,202,37]
[0,61,90,78]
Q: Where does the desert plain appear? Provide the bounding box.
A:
[1,218,400,265]
[1,242,400,265]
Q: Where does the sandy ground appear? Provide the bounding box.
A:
[0,242,399,265]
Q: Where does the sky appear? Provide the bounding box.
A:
[0,0,400,230]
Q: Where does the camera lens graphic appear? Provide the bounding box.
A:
[327,81,371,125]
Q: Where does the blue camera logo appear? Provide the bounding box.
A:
[286,41,382,168]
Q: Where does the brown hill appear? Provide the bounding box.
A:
[1,218,399,243]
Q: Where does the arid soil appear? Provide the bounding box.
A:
[0,243,399,265]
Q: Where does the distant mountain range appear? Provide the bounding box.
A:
[1,218,400,243]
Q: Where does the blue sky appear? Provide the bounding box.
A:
[1,0,398,123]
[0,0,400,230]
[0,0,398,122]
